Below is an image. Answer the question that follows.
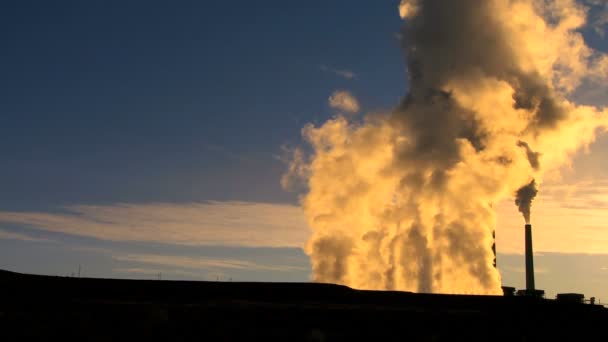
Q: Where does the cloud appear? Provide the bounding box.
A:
[0,229,54,243]
[320,65,356,80]
[113,267,203,279]
[113,253,307,272]
[0,202,310,248]
[328,90,360,113]
[541,179,608,209]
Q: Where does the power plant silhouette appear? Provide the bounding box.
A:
[1,221,606,341]
[0,223,604,341]
[499,223,591,302]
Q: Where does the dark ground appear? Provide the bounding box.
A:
[1,269,606,341]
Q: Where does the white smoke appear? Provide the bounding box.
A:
[284,0,608,294]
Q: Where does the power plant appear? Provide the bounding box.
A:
[500,222,598,302]
[2,266,607,341]
[0,218,605,341]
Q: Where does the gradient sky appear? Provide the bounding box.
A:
[1,1,608,301]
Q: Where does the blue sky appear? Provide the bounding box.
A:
[1,1,608,301]
[0,0,405,209]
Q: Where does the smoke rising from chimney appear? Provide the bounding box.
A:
[515,180,539,224]
[283,0,608,294]
[516,141,541,170]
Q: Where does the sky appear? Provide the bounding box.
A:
[1,0,608,301]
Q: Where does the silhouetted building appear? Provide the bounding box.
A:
[2,269,608,341]
[516,289,545,298]
[501,286,516,296]
[556,293,585,304]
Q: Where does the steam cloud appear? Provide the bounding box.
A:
[515,180,539,224]
[285,0,608,294]
[328,90,360,113]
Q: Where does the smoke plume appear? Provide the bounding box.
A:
[284,0,608,294]
[516,141,541,170]
[515,180,539,224]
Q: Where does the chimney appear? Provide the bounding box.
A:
[525,223,535,291]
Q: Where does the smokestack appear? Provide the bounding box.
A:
[525,224,535,292]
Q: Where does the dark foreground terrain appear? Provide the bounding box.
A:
[1,270,606,341]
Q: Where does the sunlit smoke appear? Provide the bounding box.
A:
[399,0,419,19]
[515,180,539,224]
[328,90,360,113]
[284,0,608,294]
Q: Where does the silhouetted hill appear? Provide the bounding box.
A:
[1,269,606,341]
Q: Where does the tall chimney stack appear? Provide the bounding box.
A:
[525,223,535,291]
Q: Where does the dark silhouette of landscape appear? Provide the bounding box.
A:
[2,269,606,341]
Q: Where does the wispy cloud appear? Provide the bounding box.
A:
[0,202,310,248]
[113,253,307,272]
[539,180,608,210]
[320,65,356,80]
[0,229,54,243]
[113,268,230,282]
[112,267,204,279]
